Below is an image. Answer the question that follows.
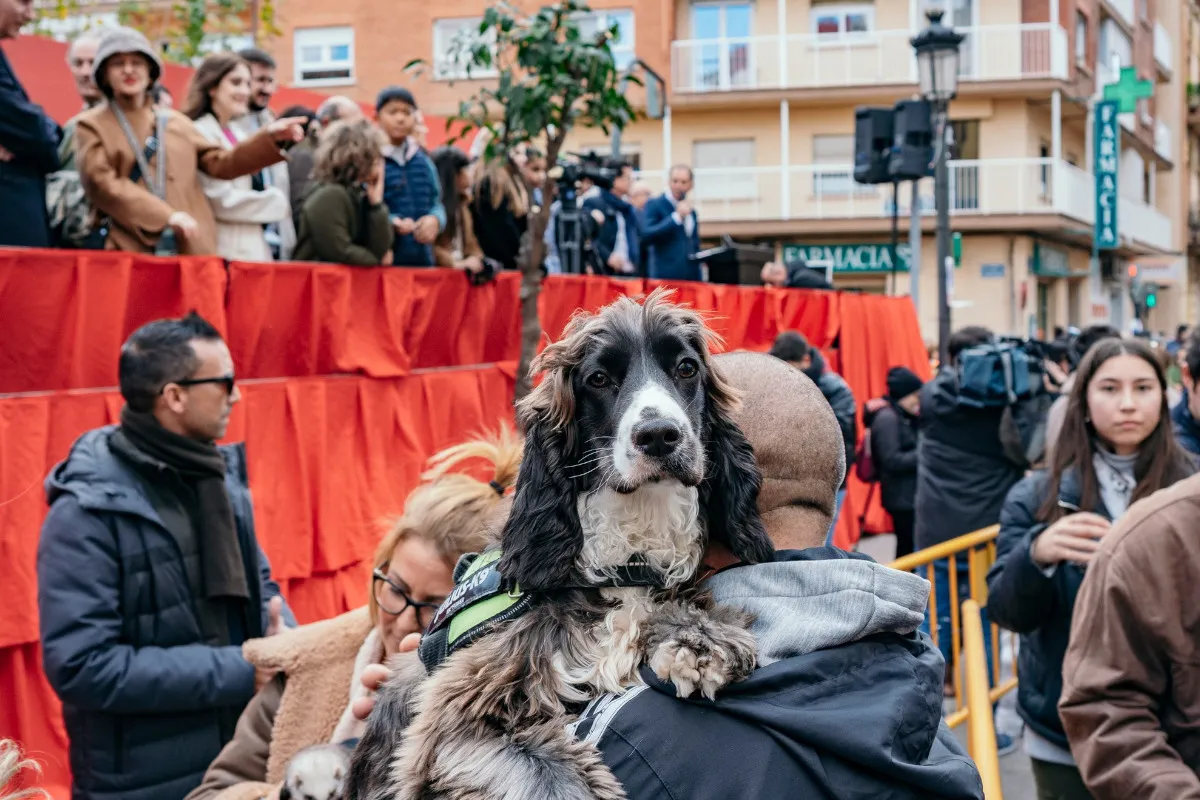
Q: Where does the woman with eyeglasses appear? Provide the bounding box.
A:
[186,429,521,800]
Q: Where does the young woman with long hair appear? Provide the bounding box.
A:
[470,147,532,272]
[430,146,484,276]
[987,337,1194,800]
[184,53,294,261]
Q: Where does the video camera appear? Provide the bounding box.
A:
[550,151,615,276]
[554,151,619,192]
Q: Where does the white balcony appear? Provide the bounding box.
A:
[670,23,1068,94]
[1102,0,1135,29]
[1154,22,1173,74]
[635,158,1174,252]
[1156,120,1173,161]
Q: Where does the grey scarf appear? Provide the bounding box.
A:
[1093,448,1137,519]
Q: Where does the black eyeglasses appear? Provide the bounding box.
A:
[372,569,443,631]
[172,374,236,394]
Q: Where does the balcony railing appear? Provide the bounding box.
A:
[1154,22,1173,73]
[670,23,1068,93]
[635,158,1173,251]
[1156,120,1173,160]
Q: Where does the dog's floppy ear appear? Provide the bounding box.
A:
[498,414,583,589]
[699,360,774,565]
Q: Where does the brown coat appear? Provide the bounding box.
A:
[75,104,285,256]
[1060,473,1200,799]
[433,195,484,267]
[185,608,374,800]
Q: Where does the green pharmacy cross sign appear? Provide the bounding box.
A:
[1103,66,1154,113]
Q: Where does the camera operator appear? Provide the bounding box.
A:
[543,160,600,274]
[581,156,641,278]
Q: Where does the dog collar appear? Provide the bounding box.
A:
[417,549,666,673]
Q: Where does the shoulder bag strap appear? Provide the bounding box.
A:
[112,106,166,199]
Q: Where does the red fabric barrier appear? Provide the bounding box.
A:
[834,293,932,549]
[0,249,227,394]
[225,263,524,379]
[0,366,514,799]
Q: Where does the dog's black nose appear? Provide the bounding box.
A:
[632,418,682,458]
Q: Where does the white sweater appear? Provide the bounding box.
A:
[192,113,293,262]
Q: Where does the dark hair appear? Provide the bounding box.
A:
[182,52,249,121]
[1178,324,1190,338]
[768,331,810,363]
[603,156,630,174]
[148,84,172,104]
[376,85,417,113]
[947,326,992,363]
[1039,336,1193,524]
[119,312,224,412]
[280,104,315,125]
[237,47,276,69]
[1045,341,1070,367]
[1069,324,1121,368]
[432,146,471,249]
[1185,326,1200,384]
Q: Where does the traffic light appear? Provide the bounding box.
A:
[1145,283,1158,309]
[853,107,895,185]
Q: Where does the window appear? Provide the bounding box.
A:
[577,9,635,70]
[693,139,756,200]
[1075,12,1088,64]
[294,27,354,86]
[812,134,862,196]
[1039,142,1050,197]
[810,2,874,37]
[1099,17,1132,73]
[433,17,498,80]
[691,3,753,89]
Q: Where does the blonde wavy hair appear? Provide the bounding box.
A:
[0,740,48,800]
[368,428,522,625]
[312,119,386,187]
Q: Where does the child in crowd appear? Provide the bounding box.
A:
[375,87,445,267]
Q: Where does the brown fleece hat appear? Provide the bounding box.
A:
[716,351,846,550]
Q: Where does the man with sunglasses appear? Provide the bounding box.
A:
[37,311,295,800]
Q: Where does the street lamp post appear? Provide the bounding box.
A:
[911,8,964,367]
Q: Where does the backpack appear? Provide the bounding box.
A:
[956,339,1036,409]
[854,397,890,483]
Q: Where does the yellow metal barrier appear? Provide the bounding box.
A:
[963,599,1004,800]
[888,525,1019,729]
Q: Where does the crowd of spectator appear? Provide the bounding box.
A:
[0,19,716,281]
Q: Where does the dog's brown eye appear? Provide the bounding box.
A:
[676,359,699,379]
[586,371,611,389]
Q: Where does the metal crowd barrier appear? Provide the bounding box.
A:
[888,526,1019,729]
[963,598,1004,800]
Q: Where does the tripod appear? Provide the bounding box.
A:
[554,182,604,275]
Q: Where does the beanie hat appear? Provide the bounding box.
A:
[887,366,924,402]
[376,86,417,113]
[92,26,163,98]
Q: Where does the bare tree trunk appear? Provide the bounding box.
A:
[512,138,563,402]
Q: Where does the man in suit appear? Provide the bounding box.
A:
[0,0,61,247]
[642,164,701,281]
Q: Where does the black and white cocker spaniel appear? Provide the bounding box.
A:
[352,287,773,800]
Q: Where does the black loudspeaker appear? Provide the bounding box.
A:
[889,99,934,181]
[853,107,895,185]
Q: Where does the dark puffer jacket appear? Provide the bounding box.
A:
[914,367,1025,549]
[38,427,292,800]
[869,400,919,512]
[1172,396,1200,459]
[804,350,857,488]
[986,469,1097,748]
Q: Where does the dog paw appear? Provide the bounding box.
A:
[641,601,757,700]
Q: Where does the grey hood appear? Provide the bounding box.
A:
[706,547,930,666]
